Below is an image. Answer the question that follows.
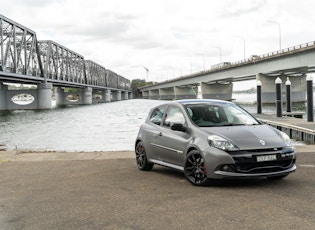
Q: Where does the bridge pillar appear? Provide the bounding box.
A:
[159,87,175,100]
[104,89,111,102]
[128,92,133,99]
[149,90,159,100]
[257,74,306,103]
[142,91,149,99]
[83,87,92,105]
[200,82,233,100]
[112,90,121,101]
[38,83,53,109]
[0,82,8,110]
[55,87,66,105]
[122,91,128,100]
[174,86,197,100]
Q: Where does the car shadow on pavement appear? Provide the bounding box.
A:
[147,165,292,188]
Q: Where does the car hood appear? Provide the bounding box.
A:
[201,124,285,149]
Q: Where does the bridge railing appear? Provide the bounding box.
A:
[231,41,315,67]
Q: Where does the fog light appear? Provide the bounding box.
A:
[221,165,235,172]
[223,165,229,171]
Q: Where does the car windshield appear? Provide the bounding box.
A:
[185,103,260,127]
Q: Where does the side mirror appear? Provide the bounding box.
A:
[258,119,265,124]
[170,123,186,132]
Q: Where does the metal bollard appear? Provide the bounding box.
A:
[257,80,262,114]
[275,77,282,117]
[306,75,314,122]
[286,77,291,112]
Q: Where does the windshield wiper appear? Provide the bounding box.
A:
[222,124,245,126]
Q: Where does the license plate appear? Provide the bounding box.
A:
[256,155,277,162]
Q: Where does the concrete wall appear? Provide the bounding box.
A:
[0,82,52,110]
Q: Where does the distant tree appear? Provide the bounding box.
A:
[8,84,36,90]
[234,87,257,94]
[64,88,79,93]
[131,79,157,98]
[131,79,145,98]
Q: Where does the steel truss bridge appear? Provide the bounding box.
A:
[0,14,130,92]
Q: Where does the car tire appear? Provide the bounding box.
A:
[135,141,154,171]
[184,150,209,186]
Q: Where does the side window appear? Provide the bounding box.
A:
[163,105,185,128]
[149,106,165,125]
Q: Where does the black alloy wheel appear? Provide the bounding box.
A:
[184,150,209,186]
[135,141,154,171]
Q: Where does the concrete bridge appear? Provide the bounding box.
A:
[0,14,132,110]
[140,41,315,103]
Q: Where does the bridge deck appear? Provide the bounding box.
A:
[254,113,315,144]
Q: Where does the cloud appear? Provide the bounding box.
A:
[2,0,315,83]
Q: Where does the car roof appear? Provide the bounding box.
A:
[176,99,234,105]
[152,99,235,110]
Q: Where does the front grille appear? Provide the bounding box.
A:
[224,148,296,174]
[227,147,286,155]
[247,147,283,153]
[230,158,295,173]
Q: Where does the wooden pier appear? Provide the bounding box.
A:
[254,113,315,144]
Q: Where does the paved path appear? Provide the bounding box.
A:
[0,146,314,229]
[254,113,315,132]
[254,113,315,144]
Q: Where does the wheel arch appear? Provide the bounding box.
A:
[186,145,201,155]
[135,138,143,151]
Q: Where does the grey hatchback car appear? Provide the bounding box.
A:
[135,99,296,186]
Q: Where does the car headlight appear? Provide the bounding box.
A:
[279,131,292,147]
[208,135,239,151]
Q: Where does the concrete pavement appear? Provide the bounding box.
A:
[0,146,314,229]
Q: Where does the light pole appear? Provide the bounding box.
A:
[234,36,246,59]
[143,66,149,82]
[189,59,192,74]
[267,20,281,50]
[213,47,222,63]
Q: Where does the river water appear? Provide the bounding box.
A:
[0,94,313,152]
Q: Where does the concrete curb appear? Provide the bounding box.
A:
[0,150,134,163]
[0,145,313,163]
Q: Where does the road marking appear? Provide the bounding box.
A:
[299,164,315,168]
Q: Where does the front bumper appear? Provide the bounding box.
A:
[214,164,296,178]
[205,146,296,179]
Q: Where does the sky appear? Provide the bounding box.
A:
[2,0,315,89]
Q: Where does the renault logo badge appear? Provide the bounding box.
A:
[259,140,266,146]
